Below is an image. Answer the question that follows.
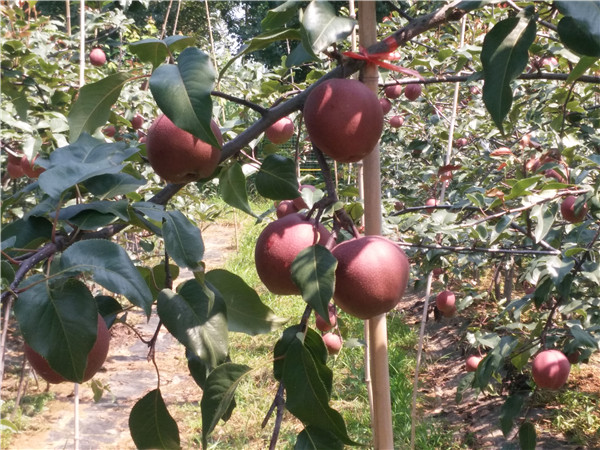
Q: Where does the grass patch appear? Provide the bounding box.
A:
[547,388,600,446]
[1,392,55,448]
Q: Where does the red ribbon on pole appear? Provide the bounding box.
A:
[343,42,423,80]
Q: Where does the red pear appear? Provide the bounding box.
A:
[146,114,222,184]
[24,315,110,384]
[266,117,294,145]
[304,78,384,163]
[254,213,331,295]
[532,349,570,390]
[331,236,409,320]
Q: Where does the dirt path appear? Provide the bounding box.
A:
[7,222,239,450]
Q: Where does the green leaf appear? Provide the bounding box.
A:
[1,216,52,251]
[519,421,536,450]
[60,239,153,316]
[533,277,553,308]
[531,203,556,243]
[287,37,319,68]
[150,47,219,147]
[162,210,204,271]
[255,154,301,200]
[302,1,356,53]
[582,261,600,283]
[157,280,228,369]
[219,28,301,79]
[566,56,599,83]
[295,426,345,450]
[129,38,169,68]
[282,335,356,445]
[474,336,517,390]
[557,17,600,57]
[205,269,287,335]
[500,394,525,436]
[273,325,328,384]
[37,134,140,199]
[546,256,575,286]
[262,1,299,30]
[14,278,98,382]
[163,35,197,53]
[186,348,209,389]
[218,163,255,217]
[504,177,539,200]
[555,1,600,57]
[83,173,147,199]
[129,389,180,450]
[95,295,122,329]
[455,372,475,404]
[68,72,132,141]
[481,10,536,132]
[455,1,487,12]
[291,245,337,323]
[129,36,196,68]
[568,323,599,349]
[1,261,15,286]
[139,263,180,298]
[200,363,251,448]
[57,200,130,230]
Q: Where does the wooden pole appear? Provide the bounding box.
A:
[358,3,394,449]
[349,0,375,424]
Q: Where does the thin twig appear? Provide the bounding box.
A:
[397,240,560,256]
[211,90,268,116]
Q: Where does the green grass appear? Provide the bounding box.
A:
[544,387,600,446]
[1,392,55,449]
[178,202,458,448]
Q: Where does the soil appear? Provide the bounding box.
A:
[402,291,599,450]
[3,221,599,449]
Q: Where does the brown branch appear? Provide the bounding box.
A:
[381,72,600,87]
[396,240,560,256]
[211,90,268,116]
[460,188,590,228]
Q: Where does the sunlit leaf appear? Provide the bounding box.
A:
[218,163,255,217]
[150,47,219,147]
[481,9,536,132]
[162,210,204,270]
[255,154,301,200]
[205,269,287,335]
[68,72,132,141]
[291,245,337,323]
[302,1,356,53]
[157,280,228,368]
[60,239,153,316]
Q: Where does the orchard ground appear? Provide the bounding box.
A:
[2,214,599,449]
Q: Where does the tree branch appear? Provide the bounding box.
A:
[211,90,268,116]
[397,240,560,256]
[381,72,600,87]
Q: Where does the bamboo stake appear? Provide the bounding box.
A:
[66,0,71,36]
[74,4,86,447]
[358,3,394,449]
[78,0,85,88]
[349,0,375,427]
